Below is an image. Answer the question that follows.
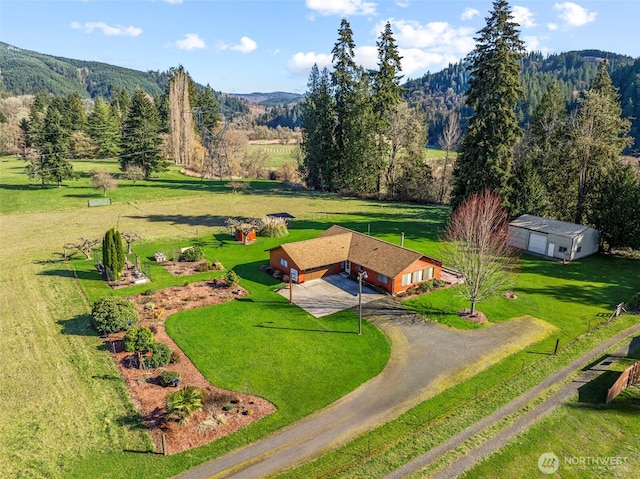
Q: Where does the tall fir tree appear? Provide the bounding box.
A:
[451,0,525,209]
[301,64,337,190]
[27,101,76,188]
[120,89,167,177]
[373,21,405,193]
[569,60,632,223]
[589,164,640,251]
[331,19,377,192]
[87,98,121,158]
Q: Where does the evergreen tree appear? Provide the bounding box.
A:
[589,164,640,251]
[509,156,549,218]
[569,60,632,223]
[65,92,86,132]
[331,19,377,192]
[301,64,337,190]
[87,98,121,158]
[196,85,220,131]
[26,93,47,148]
[514,81,569,218]
[120,89,167,177]
[27,101,76,187]
[102,228,125,279]
[114,230,125,275]
[373,22,405,193]
[451,0,525,209]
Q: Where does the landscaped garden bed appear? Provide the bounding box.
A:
[103,280,275,454]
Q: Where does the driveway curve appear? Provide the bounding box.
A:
[175,297,554,479]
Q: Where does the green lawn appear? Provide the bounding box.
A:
[462,353,640,479]
[247,143,298,168]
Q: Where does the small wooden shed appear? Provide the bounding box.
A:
[508,214,600,261]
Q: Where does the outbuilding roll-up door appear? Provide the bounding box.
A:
[527,232,547,255]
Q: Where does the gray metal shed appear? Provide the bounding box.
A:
[508,214,600,261]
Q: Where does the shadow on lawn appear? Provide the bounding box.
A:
[254,321,355,335]
[57,313,96,337]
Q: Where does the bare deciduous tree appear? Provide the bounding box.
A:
[168,67,195,166]
[91,170,117,197]
[437,110,462,204]
[64,237,100,260]
[122,164,145,185]
[441,190,518,315]
[121,230,141,254]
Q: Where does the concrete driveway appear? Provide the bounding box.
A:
[277,274,381,317]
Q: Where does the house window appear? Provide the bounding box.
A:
[558,246,567,253]
[412,270,423,283]
[423,267,434,280]
[401,273,412,286]
[377,273,388,284]
[280,258,288,268]
[577,246,582,253]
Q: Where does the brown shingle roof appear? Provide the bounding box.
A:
[278,233,351,270]
[273,225,442,278]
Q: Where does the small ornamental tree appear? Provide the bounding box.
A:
[224,269,240,287]
[91,170,117,197]
[441,189,519,315]
[91,297,138,334]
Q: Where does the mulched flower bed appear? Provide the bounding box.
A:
[103,280,276,454]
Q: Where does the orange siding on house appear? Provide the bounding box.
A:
[390,258,442,294]
[269,247,300,280]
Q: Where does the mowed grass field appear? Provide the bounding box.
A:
[0,155,443,478]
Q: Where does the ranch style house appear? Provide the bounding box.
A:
[269,225,443,294]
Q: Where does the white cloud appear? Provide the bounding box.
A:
[230,36,257,53]
[70,21,142,37]
[288,52,332,76]
[461,8,479,21]
[512,6,536,28]
[547,22,559,31]
[164,0,183,4]
[395,1,410,7]
[355,46,378,70]
[553,2,597,27]
[399,48,460,77]
[382,19,474,51]
[306,0,377,16]
[175,33,205,51]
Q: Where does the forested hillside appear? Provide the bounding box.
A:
[406,50,639,152]
[0,42,249,118]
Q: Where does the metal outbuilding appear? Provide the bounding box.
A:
[508,214,600,261]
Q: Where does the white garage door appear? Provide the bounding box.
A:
[528,232,547,255]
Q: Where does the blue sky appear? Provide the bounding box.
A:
[2,0,638,94]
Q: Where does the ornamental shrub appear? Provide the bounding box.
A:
[159,370,181,387]
[167,386,203,424]
[143,341,172,368]
[124,326,156,353]
[224,269,240,287]
[91,297,138,334]
[178,246,204,262]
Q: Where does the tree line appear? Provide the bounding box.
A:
[300,0,639,251]
[301,20,432,203]
[19,68,222,187]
